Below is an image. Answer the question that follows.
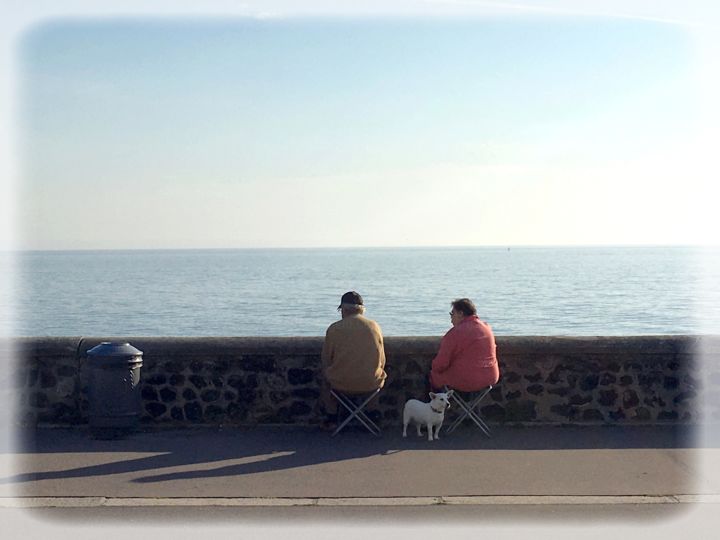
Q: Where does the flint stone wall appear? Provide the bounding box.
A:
[10,336,719,427]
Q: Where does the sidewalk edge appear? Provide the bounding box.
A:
[3,495,720,508]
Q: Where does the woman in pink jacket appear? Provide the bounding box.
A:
[430,298,500,392]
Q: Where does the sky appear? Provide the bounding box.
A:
[4,1,720,249]
[2,6,720,540]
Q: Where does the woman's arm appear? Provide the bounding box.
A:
[431,330,456,373]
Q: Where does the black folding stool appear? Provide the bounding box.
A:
[330,387,382,437]
[444,385,493,437]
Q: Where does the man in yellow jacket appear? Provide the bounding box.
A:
[320,291,387,430]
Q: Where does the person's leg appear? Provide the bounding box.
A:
[318,379,339,429]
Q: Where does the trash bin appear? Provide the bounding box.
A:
[85,342,143,439]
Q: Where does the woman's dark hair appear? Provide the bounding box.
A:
[451,298,477,317]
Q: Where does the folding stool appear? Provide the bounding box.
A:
[444,385,493,437]
[330,387,382,437]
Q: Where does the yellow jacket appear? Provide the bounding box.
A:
[321,314,387,393]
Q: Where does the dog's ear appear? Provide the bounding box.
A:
[429,392,436,399]
[447,389,454,397]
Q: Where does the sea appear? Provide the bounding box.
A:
[7,246,720,337]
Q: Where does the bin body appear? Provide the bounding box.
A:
[86,342,143,439]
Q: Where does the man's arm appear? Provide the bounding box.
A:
[375,323,386,370]
[321,327,334,373]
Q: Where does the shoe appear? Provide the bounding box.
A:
[320,414,338,432]
[320,419,339,432]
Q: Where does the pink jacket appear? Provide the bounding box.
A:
[430,315,498,391]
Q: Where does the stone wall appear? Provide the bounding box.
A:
[10,335,717,427]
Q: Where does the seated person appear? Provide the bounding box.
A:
[429,298,500,392]
[319,291,387,429]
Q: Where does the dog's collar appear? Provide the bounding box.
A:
[430,406,444,414]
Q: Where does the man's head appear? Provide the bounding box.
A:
[449,298,476,326]
[338,291,365,318]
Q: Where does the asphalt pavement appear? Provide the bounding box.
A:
[2,424,720,538]
[1,424,713,499]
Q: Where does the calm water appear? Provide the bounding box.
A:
[10,246,720,337]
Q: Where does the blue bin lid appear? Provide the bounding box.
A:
[86,342,143,358]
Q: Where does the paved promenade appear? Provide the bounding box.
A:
[2,424,720,539]
[0,424,711,499]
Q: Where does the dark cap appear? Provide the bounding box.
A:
[338,291,364,309]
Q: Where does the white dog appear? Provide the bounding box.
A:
[402,391,454,441]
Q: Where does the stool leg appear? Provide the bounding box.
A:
[445,387,493,437]
[330,389,381,437]
[446,394,472,434]
[347,391,381,435]
[463,394,492,437]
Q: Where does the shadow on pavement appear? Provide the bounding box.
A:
[3,424,696,486]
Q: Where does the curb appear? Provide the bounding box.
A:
[3,495,720,508]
